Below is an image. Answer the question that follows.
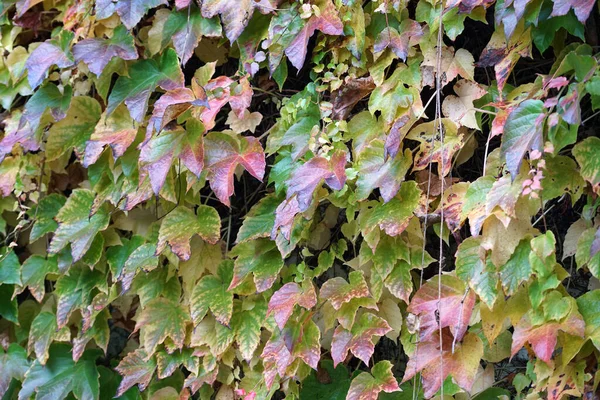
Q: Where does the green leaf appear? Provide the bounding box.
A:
[456,237,499,308]
[0,344,30,397]
[156,205,221,261]
[576,289,600,350]
[18,255,58,302]
[48,189,111,262]
[236,193,281,243]
[106,235,146,280]
[229,239,284,292]
[0,249,21,285]
[358,181,421,240]
[134,297,191,355]
[46,96,102,161]
[500,99,545,178]
[299,360,351,400]
[573,136,600,189]
[190,261,234,326]
[232,296,267,361]
[120,243,159,291]
[0,284,18,323]
[54,265,106,328]
[107,48,183,122]
[500,238,532,295]
[29,194,66,242]
[21,344,101,400]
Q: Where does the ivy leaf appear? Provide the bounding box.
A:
[407,119,463,177]
[190,261,234,326]
[331,313,391,366]
[146,85,208,139]
[358,181,422,240]
[107,48,184,122]
[0,250,20,285]
[119,243,159,292]
[421,46,474,88]
[262,318,321,388]
[373,20,423,61]
[156,205,221,261]
[134,297,191,355]
[73,25,137,76]
[20,344,101,400]
[232,296,267,361]
[407,274,476,342]
[48,189,110,262]
[0,83,72,162]
[46,96,102,161]
[236,193,281,243]
[25,30,74,89]
[0,344,29,398]
[402,331,484,398]
[320,271,371,310]
[27,311,59,365]
[267,281,317,329]
[500,99,545,179]
[204,132,266,206]
[229,239,284,292]
[573,136,600,191]
[284,0,343,70]
[347,361,400,400]
[551,0,595,23]
[355,142,412,203]
[201,76,252,130]
[511,308,585,363]
[162,4,222,64]
[299,361,351,400]
[84,104,139,167]
[201,0,277,42]
[287,150,347,211]
[17,255,58,302]
[54,266,106,328]
[115,349,156,397]
[109,0,168,29]
[455,237,499,308]
[442,80,487,129]
[576,290,600,350]
[500,238,533,295]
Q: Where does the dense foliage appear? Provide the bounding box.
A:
[0,0,599,398]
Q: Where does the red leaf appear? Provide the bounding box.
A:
[330,77,375,121]
[271,197,301,241]
[402,330,484,398]
[267,282,317,329]
[286,150,347,211]
[331,313,391,366]
[204,132,266,206]
[511,310,585,363]
[201,76,252,130]
[285,0,343,70]
[407,275,476,343]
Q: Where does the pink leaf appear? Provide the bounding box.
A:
[205,132,266,206]
[267,282,317,329]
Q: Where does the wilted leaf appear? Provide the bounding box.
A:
[442,80,486,129]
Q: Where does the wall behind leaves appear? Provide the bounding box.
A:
[0,0,599,399]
